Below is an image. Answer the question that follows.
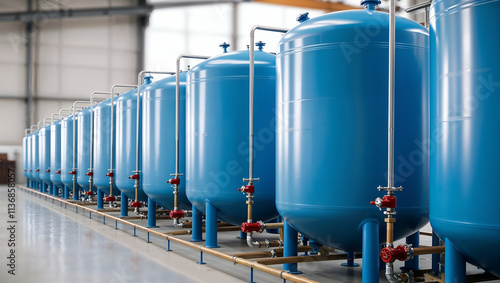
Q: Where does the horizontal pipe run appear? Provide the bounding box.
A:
[413,246,445,256]
[262,223,284,230]
[18,184,317,283]
[257,253,362,265]
[233,246,313,259]
[419,231,433,237]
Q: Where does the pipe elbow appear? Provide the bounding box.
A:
[246,234,261,248]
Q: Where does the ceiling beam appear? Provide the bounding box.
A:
[254,0,360,12]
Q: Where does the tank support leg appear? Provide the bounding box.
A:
[63,185,69,199]
[237,231,246,239]
[73,185,79,201]
[147,197,158,227]
[362,219,379,283]
[445,238,466,283]
[341,252,359,267]
[191,204,203,242]
[97,189,103,209]
[432,231,441,274]
[120,192,128,218]
[52,184,57,197]
[402,231,419,270]
[205,201,218,248]
[283,221,302,274]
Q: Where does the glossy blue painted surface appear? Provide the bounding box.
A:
[276,8,429,252]
[77,107,92,190]
[26,134,33,180]
[142,73,190,210]
[186,50,277,225]
[39,125,52,185]
[61,115,77,189]
[23,135,28,177]
[32,130,40,182]
[50,120,63,189]
[93,98,117,195]
[429,0,500,276]
[116,88,148,201]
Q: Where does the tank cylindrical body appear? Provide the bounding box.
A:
[186,50,277,225]
[50,120,63,189]
[430,0,500,276]
[93,98,116,195]
[26,134,33,180]
[77,107,92,190]
[23,135,28,178]
[142,74,190,209]
[276,9,429,252]
[32,130,40,182]
[116,88,148,201]
[61,115,78,189]
[38,125,52,185]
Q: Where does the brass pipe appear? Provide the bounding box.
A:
[385,216,395,244]
[19,185,318,283]
[412,246,445,256]
[257,253,361,265]
[263,223,284,230]
[420,231,433,237]
[232,246,313,259]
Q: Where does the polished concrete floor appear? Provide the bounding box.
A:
[0,185,497,283]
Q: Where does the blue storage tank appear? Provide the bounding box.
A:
[186,47,277,226]
[275,6,429,252]
[39,125,52,189]
[430,0,500,277]
[116,84,148,202]
[61,115,79,194]
[142,74,190,210]
[93,98,117,196]
[23,134,28,179]
[32,130,40,186]
[77,107,93,191]
[50,120,64,190]
[26,133,33,185]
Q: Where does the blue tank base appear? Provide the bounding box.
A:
[445,238,466,283]
[401,231,420,271]
[191,204,203,242]
[283,221,301,274]
[53,185,58,197]
[97,189,104,210]
[63,186,69,199]
[205,202,219,248]
[341,252,359,267]
[146,197,158,228]
[361,219,380,283]
[432,231,441,274]
[237,231,247,239]
[41,183,46,193]
[72,184,79,201]
[120,192,129,218]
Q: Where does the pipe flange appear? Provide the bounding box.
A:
[270,250,277,258]
[264,239,270,249]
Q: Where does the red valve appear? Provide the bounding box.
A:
[380,245,410,263]
[84,191,94,196]
[55,170,61,174]
[169,210,185,219]
[106,172,114,177]
[241,222,262,233]
[370,195,397,209]
[130,201,142,208]
[85,171,93,176]
[167,178,180,185]
[45,169,50,173]
[238,185,255,194]
[24,169,27,172]
[29,169,32,172]
[129,174,140,180]
[35,168,40,172]
[104,196,116,202]
[69,170,76,175]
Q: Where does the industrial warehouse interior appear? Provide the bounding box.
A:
[1,0,499,282]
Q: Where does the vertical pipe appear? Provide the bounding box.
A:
[403,231,420,270]
[387,0,396,189]
[205,201,218,248]
[432,231,440,274]
[97,189,103,209]
[283,221,301,274]
[147,197,157,228]
[120,192,128,217]
[191,203,203,242]
[231,3,238,49]
[52,184,57,197]
[362,220,380,283]
[341,252,359,267]
[63,185,68,199]
[444,238,466,283]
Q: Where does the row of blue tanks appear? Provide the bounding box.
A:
[22,0,500,281]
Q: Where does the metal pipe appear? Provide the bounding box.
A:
[109,84,136,203]
[59,108,71,120]
[135,71,175,203]
[412,246,445,256]
[245,25,288,248]
[387,0,396,190]
[25,128,30,135]
[50,113,59,123]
